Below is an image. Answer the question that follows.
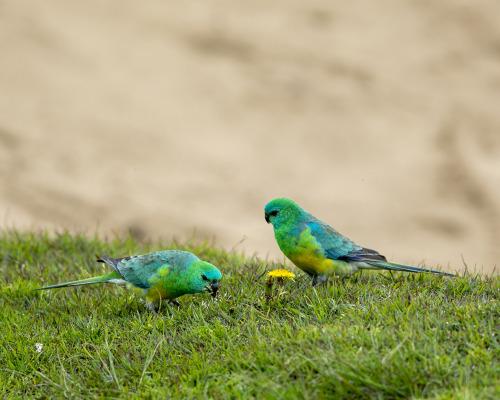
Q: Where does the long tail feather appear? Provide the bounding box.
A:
[366,261,455,277]
[35,271,122,291]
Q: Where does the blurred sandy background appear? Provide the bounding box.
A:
[1,0,499,274]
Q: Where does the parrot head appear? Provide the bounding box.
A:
[190,261,222,297]
[265,198,303,227]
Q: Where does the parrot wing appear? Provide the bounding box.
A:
[98,255,149,289]
[102,251,199,289]
[307,220,363,260]
[307,220,388,262]
[305,217,454,277]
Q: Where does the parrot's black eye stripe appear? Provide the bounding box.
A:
[270,210,279,216]
[201,275,209,281]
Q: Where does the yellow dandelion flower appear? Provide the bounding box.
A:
[267,269,295,280]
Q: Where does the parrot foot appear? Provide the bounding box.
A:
[145,301,158,314]
[169,299,181,307]
[311,274,328,287]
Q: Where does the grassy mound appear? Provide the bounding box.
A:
[1,231,498,399]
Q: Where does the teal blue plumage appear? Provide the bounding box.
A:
[265,198,455,286]
[36,250,222,312]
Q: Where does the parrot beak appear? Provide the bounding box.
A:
[210,281,219,298]
[265,212,270,223]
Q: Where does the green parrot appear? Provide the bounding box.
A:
[36,250,221,312]
[265,198,455,286]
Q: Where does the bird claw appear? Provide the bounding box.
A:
[311,274,328,287]
[145,301,158,314]
[169,299,181,307]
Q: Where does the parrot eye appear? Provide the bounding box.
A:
[269,210,279,217]
[201,275,209,281]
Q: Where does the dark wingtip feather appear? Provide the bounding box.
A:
[96,255,129,278]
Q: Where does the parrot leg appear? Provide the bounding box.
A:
[169,299,181,307]
[145,301,158,314]
[312,274,328,287]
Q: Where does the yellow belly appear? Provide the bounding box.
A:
[145,286,170,303]
[285,229,355,276]
[289,252,333,275]
[288,253,354,276]
[126,282,172,303]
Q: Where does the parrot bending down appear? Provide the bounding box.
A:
[264,198,454,286]
[36,250,221,312]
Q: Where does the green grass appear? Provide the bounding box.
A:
[0,231,499,399]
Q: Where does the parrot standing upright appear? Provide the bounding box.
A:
[36,250,221,312]
[264,198,454,286]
